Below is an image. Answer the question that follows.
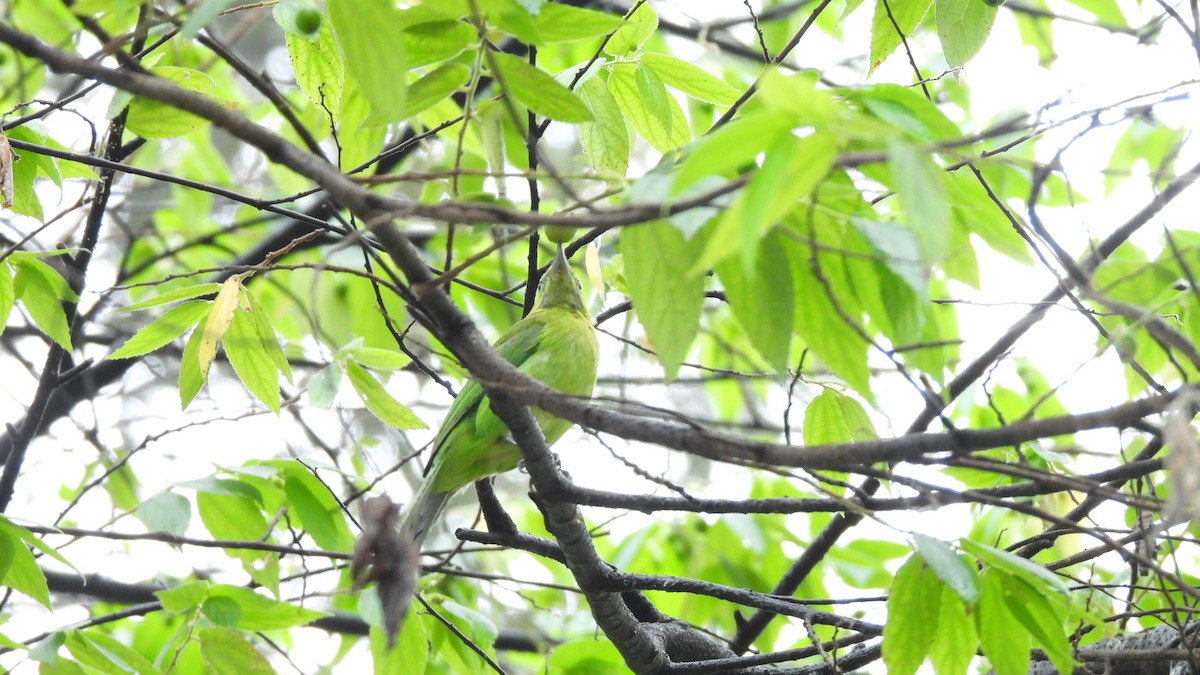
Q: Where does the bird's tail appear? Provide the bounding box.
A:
[400,474,451,550]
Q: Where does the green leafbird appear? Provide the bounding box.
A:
[402,245,598,547]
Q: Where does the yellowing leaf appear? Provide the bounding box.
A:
[199,277,242,384]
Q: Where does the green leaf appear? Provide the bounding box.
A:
[157,580,212,612]
[197,627,277,675]
[489,52,591,123]
[403,20,474,69]
[0,263,14,338]
[13,259,72,350]
[927,583,977,675]
[882,555,940,675]
[936,0,999,68]
[0,520,50,607]
[577,78,630,177]
[178,321,205,408]
[344,361,427,429]
[635,63,673,136]
[328,0,407,126]
[179,0,239,38]
[406,63,470,119]
[1001,575,1072,674]
[848,83,961,141]
[244,290,292,383]
[673,110,790,192]
[135,492,192,536]
[977,570,1029,675]
[283,476,341,551]
[530,3,623,43]
[205,584,327,630]
[126,67,231,139]
[548,638,626,672]
[307,363,341,409]
[641,53,738,105]
[622,221,705,380]
[851,218,927,298]
[785,235,872,398]
[802,389,876,445]
[959,538,1069,596]
[608,63,689,153]
[605,1,657,56]
[203,596,243,628]
[694,133,837,273]
[870,0,934,73]
[345,346,411,371]
[913,534,978,605]
[715,231,793,371]
[197,491,268,543]
[224,304,282,413]
[63,629,160,675]
[888,140,950,265]
[115,282,221,313]
[285,17,344,120]
[107,300,211,360]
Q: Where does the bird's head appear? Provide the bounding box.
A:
[536,245,586,313]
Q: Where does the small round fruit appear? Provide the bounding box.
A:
[544,226,575,244]
[295,9,322,35]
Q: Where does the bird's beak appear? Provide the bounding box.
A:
[548,244,570,277]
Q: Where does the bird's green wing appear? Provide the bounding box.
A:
[423,314,547,482]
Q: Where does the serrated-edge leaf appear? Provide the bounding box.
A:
[978,570,1030,675]
[888,140,950,265]
[927,582,977,675]
[803,389,851,446]
[115,282,222,313]
[286,19,344,121]
[490,52,592,123]
[605,1,657,56]
[224,305,281,413]
[621,222,704,380]
[328,0,407,126]
[641,53,739,105]
[344,361,427,429]
[882,555,940,675]
[959,537,1069,595]
[913,533,979,605]
[937,0,999,68]
[406,63,471,120]
[244,290,291,383]
[578,78,630,177]
[0,263,13,338]
[108,300,211,360]
[197,627,277,674]
[608,64,689,153]
[14,262,72,350]
[136,492,193,536]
